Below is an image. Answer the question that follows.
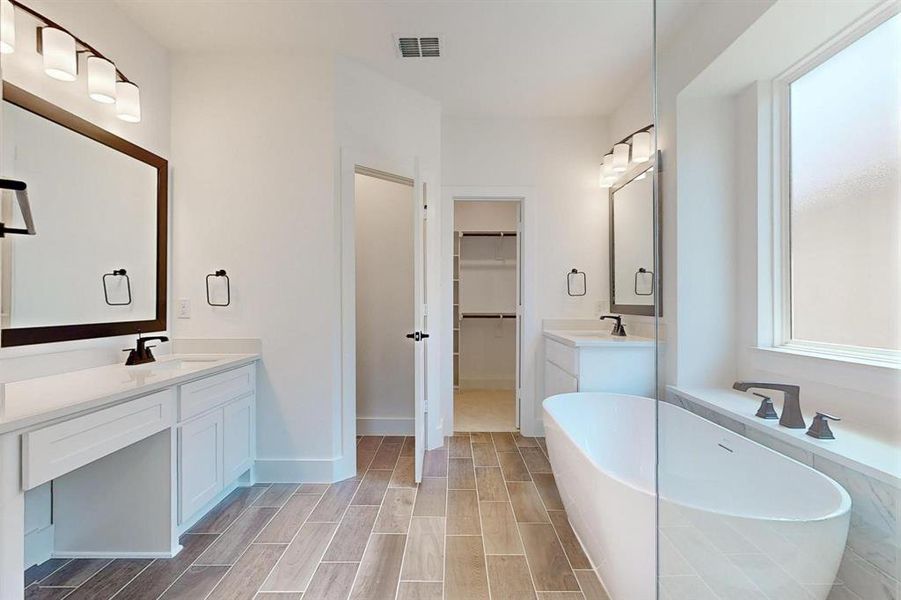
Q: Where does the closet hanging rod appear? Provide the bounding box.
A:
[460,313,517,319]
[458,231,517,237]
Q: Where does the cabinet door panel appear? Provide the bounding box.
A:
[223,394,254,483]
[179,410,224,524]
[544,360,578,399]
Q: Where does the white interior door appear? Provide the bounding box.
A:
[412,179,428,483]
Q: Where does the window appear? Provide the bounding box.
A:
[781,12,900,361]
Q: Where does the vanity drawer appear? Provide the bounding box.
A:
[22,389,175,490]
[545,339,578,376]
[179,364,255,422]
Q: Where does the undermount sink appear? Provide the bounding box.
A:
[130,358,222,371]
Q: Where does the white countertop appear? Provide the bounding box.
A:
[543,329,656,348]
[671,386,901,489]
[0,353,259,436]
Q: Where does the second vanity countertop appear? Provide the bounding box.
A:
[544,329,656,348]
[0,353,260,436]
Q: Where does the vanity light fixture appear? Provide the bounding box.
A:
[87,56,116,103]
[631,131,651,163]
[599,124,655,189]
[40,27,76,81]
[5,0,140,121]
[612,143,630,172]
[0,0,15,54]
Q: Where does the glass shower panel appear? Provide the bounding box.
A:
[655,2,900,599]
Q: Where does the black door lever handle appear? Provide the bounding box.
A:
[405,332,430,341]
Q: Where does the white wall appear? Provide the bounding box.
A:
[673,94,738,386]
[653,0,775,392]
[455,201,518,232]
[442,116,609,434]
[170,53,441,479]
[170,50,338,482]
[354,174,415,434]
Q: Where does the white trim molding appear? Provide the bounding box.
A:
[441,186,538,436]
[254,457,347,484]
[356,417,414,436]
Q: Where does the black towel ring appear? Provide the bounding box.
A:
[102,269,132,306]
[567,268,586,297]
[206,269,231,306]
[634,267,654,296]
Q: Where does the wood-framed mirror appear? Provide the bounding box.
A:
[608,160,661,317]
[0,82,168,347]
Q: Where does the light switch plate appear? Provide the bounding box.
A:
[177,298,191,319]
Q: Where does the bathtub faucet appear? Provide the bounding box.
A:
[732,382,805,429]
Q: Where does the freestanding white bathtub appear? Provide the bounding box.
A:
[543,392,851,600]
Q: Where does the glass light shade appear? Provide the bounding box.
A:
[612,143,630,172]
[87,56,116,103]
[0,0,15,54]
[602,153,614,173]
[41,27,77,81]
[600,154,616,188]
[115,81,141,122]
[634,171,647,181]
[600,168,614,188]
[631,131,651,163]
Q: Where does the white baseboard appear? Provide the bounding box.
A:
[53,546,182,559]
[356,417,414,436]
[458,378,515,390]
[254,455,353,483]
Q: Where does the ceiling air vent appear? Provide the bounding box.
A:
[396,36,441,58]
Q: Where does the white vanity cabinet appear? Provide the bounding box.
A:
[177,363,256,525]
[178,409,224,523]
[543,331,656,399]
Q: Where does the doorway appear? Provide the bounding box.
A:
[349,163,428,483]
[453,200,522,432]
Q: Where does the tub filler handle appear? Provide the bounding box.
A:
[807,412,840,440]
[753,393,778,420]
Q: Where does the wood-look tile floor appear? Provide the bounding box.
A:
[24,433,610,600]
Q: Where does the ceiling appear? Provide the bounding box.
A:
[114,0,703,118]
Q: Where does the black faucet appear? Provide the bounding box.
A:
[600,315,627,337]
[124,334,169,366]
[733,381,805,429]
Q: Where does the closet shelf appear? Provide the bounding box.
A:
[460,312,517,319]
[458,231,517,237]
[459,259,515,268]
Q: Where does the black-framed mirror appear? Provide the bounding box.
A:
[609,163,660,317]
[0,82,167,347]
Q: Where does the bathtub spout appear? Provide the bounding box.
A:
[732,382,806,429]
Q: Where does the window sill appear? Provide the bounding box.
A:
[753,344,900,370]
